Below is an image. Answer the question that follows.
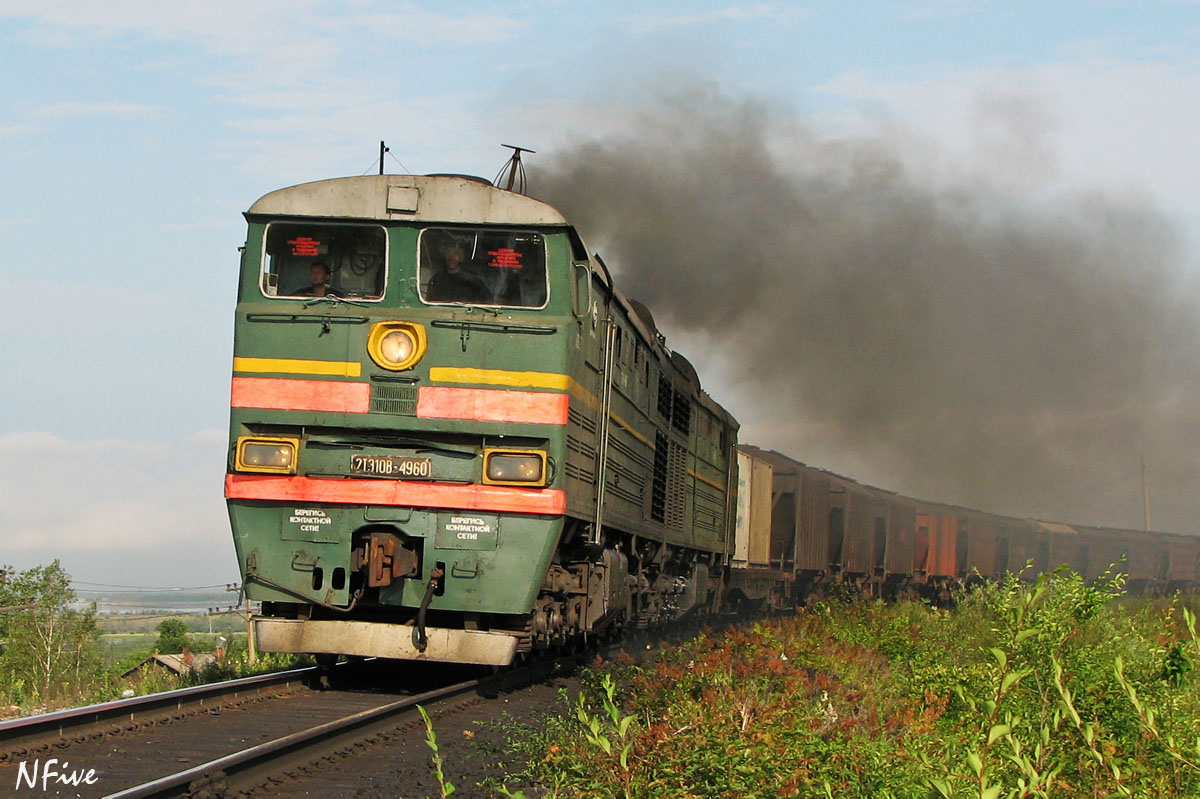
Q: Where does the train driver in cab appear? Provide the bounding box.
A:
[426,238,489,304]
[295,261,340,298]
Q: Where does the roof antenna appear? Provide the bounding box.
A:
[494,144,535,194]
[379,141,389,175]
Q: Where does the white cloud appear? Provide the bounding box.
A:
[358,5,524,43]
[0,1,521,66]
[0,430,235,584]
[0,281,222,339]
[815,59,1200,221]
[159,219,234,232]
[33,102,165,119]
[0,103,163,143]
[900,0,984,20]
[629,3,803,35]
[1,0,339,87]
[0,1,530,178]
[216,92,508,182]
[0,0,318,48]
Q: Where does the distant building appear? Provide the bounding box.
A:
[120,650,218,683]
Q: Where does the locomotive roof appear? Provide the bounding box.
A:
[246,174,571,226]
[246,174,738,430]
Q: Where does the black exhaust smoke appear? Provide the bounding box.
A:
[533,85,1200,531]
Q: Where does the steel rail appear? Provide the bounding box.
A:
[100,676,486,799]
[98,643,669,798]
[0,666,317,749]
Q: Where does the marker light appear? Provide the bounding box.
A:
[483,449,548,486]
[235,436,299,474]
[367,321,427,371]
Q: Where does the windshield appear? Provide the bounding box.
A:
[262,222,386,300]
[418,228,547,308]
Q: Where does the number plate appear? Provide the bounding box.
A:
[349,454,433,479]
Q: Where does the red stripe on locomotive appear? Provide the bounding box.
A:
[225,474,567,515]
[416,386,569,425]
[230,377,371,413]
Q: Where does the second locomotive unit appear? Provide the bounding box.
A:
[225,173,738,665]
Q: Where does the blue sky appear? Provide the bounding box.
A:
[2,1,1198,587]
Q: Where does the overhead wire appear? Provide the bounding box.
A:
[386,150,412,174]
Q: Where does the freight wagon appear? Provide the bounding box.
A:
[730,446,1200,605]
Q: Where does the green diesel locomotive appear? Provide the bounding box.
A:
[225,173,739,666]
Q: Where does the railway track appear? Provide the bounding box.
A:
[0,625,715,798]
[102,675,489,799]
[0,667,319,765]
[0,655,583,799]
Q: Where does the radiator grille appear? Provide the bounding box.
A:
[370,384,418,415]
[671,390,691,435]
[650,431,668,523]
[656,375,673,419]
[666,440,687,531]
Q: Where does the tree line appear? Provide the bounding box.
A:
[0,560,98,707]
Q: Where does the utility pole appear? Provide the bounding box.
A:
[225,582,256,665]
[1141,456,1152,532]
[245,595,257,665]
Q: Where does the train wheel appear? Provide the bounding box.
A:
[313,653,338,690]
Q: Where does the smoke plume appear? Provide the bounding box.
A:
[534,85,1200,532]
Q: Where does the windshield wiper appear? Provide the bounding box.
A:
[302,295,371,309]
[436,302,501,315]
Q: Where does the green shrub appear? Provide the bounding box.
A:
[506,572,1200,798]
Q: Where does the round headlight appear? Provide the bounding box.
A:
[367,321,427,371]
[380,330,416,364]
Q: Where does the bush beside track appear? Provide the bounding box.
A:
[494,572,1200,798]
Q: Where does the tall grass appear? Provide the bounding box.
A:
[511,572,1200,798]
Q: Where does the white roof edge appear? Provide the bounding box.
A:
[246,175,570,226]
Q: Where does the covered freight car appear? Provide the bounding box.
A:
[730,446,919,605]
[731,448,1200,604]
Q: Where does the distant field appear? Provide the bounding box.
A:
[98,631,249,665]
[95,611,248,635]
[98,633,156,663]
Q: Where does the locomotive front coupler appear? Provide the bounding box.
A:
[351,530,420,588]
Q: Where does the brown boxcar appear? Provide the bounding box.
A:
[956,508,1003,581]
[1163,532,1200,592]
[1000,516,1045,578]
[796,464,834,582]
[736,447,833,590]
[734,445,1200,605]
[915,505,959,583]
[834,475,877,580]
[884,494,917,596]
[1079,526,1138,584]
[1038,521,1088,576]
